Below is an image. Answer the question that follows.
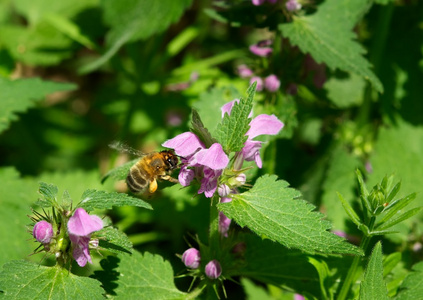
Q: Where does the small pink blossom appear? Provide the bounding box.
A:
[264,74,281,92]
[252,0,278,5]
[219,197,232,237]
[205,260,222,279]
[67,208,103,267]
[182,248,201,269]
[286,0,302,11]
[162,132,204,157]
[33,220,53,244]
[250,76,264,92]
[237,64,254,78]
[249,40,273,57]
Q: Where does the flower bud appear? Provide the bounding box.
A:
[264,74,281,92]
[286,0,302,11]
[249,76,263,91]
[181,248,201,269]
[205,260,222,279]
[33,220,53,244]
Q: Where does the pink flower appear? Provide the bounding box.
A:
[205,260,222,279]
[182,248,201,269]
[163,133,229,198]
[252,0,278,5]
[249,40,273,57]
[219,197,232,237]
[286,0,302,11]
[264,74,281,92]
[33,220,53,244]
[249,76,264,91]
[237,64,254,78]
[67,208,103,267]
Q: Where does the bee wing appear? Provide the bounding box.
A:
[109,141,146,157]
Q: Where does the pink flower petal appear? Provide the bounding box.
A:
[196,143,229,170]
[67,208,103,237]
[249,44,273,57]
[178,165,195,186]
[264,74,281,92]
[246,114,284,139]
[249,77,263,91]
[221,99,239,118]
[162,132,204,157]
[242,140,263,168]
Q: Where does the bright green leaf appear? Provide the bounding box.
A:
[77,189,152,212]
[215,83,255,153]
[0,77,76,133]
[96,226,133,255]
[37,182,59,207]
[0,260,105,299]
[218,174,363,255]
[359,242,389,300]
[95,251,186,299]
[279,0,383,93]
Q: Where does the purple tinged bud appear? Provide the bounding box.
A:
[286,0,302,11]
[237,64,254,78]
[250,77,263,92]
[264,74,281,92]
[218,184,231,197]
[205,260,222,279]
[294,294,305,300]
[33,220,53,244]
[182,248,201,269]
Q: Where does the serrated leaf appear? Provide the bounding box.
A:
[0,260,104,299]
[214,83,255,153]
[101,159,138,184]
[190,109,217,148]
[94,251,186,299]
[279,0,383,93]
[396,261,423,300]
[378,193,417,224]
[80,0,193,73]
[77,189,152,212]
[218,174,363,255]
[38,182,59,207]
[96,227,132,255]
[359,242,389,300]
[0,77,77,133]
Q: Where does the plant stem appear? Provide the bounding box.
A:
[337,217,375,300]
[209,195,221,247]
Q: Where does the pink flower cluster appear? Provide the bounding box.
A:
[163,100,283,201]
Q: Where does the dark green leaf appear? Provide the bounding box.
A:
[96,227,133,255]
[190,109,217,148]
[218,174,363,255]
[102,159,138,184]
[0,260,105,299]
[396,261,423,300]
[77,189,152,212]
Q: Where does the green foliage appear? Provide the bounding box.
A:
[77,189,152,212]
[396,261,423,300]
[279,0,383,92]
[81,0,193,73]
[96,226,133,255]
[219,174,362,255]
[0,77,76,133]
[0,260,105,299]
[359,242,389,300]
[95,251,186,299]
[215,83,255,153]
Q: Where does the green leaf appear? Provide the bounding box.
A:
[0,77,76,133]
[0,260,105,299]
[101,159,138,184]
[236,234,321,298]
[37,182,59,207]
[279,0,383,93]
[190,109,217,148]
[0,168,40,266]
[218,174,363,255]
[376,207,422,231]
[378,193,417,225]
[215,83,255,153]
[44,13,96,49]
[77,189,152,212]
[95,251,186,299]
[359,242,389,300]
[337,192,362,229]
[325,72,366,108]
[80,0,193,73]
[307,257,331,299]
[396,261,423,300]
[241,278,273,300]
[96,226,133,255]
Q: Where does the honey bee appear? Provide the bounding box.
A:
[110,142,180,194]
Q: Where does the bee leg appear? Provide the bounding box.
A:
[149,179,158,193]
[160,175,179,183]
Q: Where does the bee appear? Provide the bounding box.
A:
[110,142,180,194]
